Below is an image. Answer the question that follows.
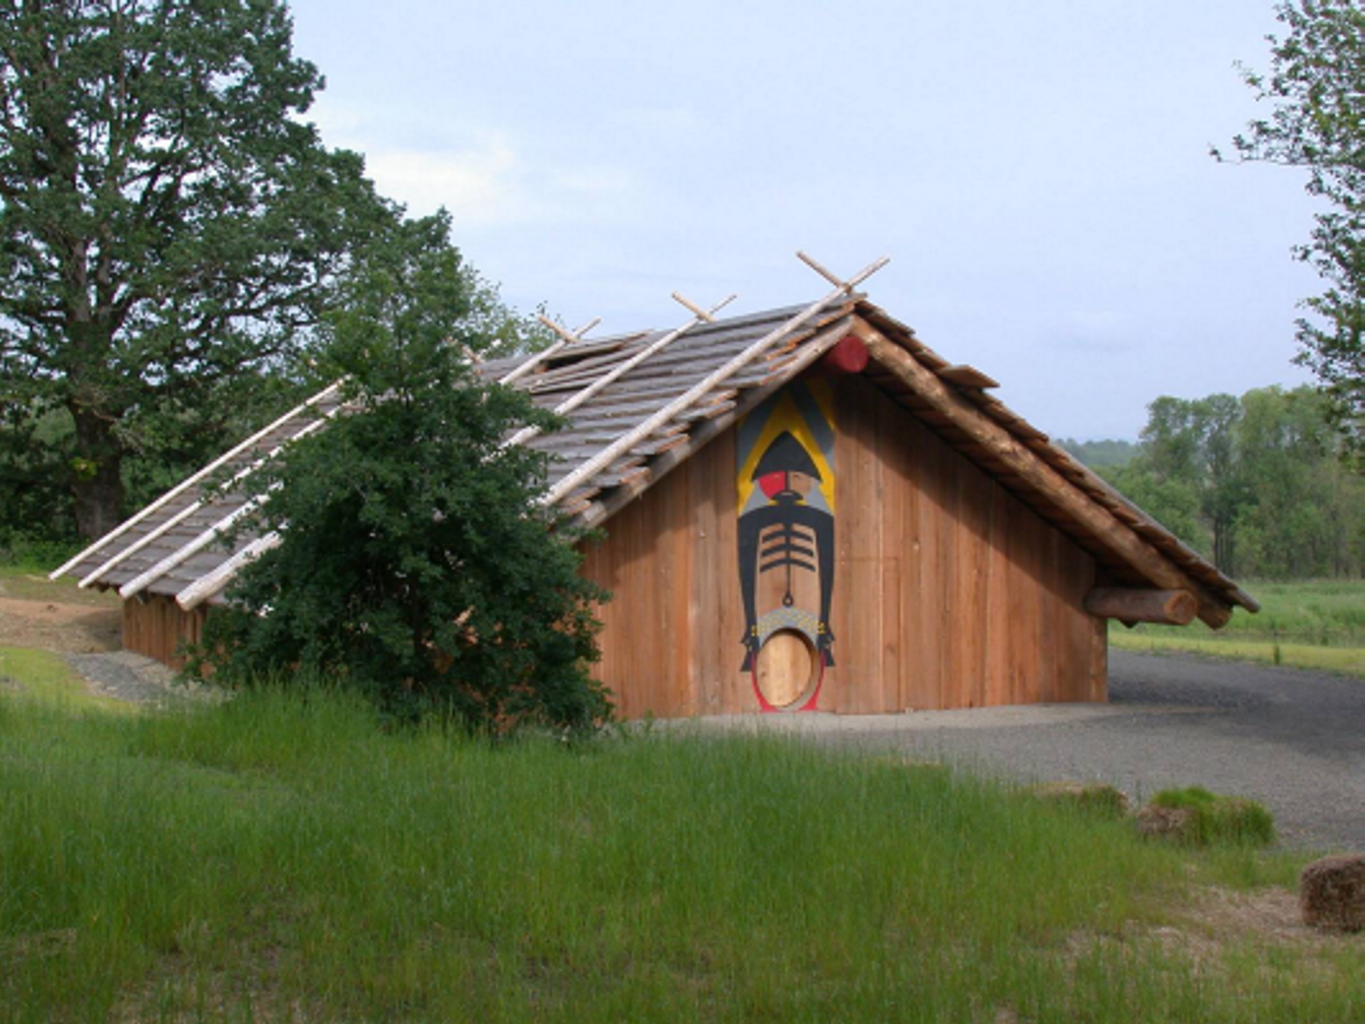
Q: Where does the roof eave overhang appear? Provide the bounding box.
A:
[847,311,1245,629]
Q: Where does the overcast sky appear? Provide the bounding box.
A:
[285,0,1320,441]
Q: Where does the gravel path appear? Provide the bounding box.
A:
[64,650,216,708]
[678,651,1364,853]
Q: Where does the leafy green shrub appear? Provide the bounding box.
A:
[1146,787,1276,847]
[187,217,610,735]
[0,532,82,570]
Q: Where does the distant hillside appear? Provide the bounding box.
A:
[1057,437,1138,469]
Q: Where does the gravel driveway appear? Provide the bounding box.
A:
[686,651,1364,853]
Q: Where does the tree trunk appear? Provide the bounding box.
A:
[70,407,125,541]
[1212,516,1234,575]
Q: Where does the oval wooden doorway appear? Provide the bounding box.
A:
[754,630,818,709]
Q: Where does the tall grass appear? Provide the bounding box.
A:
[1,685,1360,1022]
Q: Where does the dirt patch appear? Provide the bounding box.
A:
[0,596,121,653]
[1162,886,1336,952]
[0,587,213,707]
[1063,885,1360,990]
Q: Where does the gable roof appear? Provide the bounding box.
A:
[53,293,1258,627]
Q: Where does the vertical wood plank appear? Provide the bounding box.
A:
[537,372,1109,719]
[982,485,1011,706]
[690,450,718,715]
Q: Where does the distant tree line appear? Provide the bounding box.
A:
[1057,438,1138,470]
[1078,386,1362,580]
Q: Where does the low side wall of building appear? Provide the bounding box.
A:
[122,594,210,669]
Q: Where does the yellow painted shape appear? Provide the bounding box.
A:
[736,381,836,513]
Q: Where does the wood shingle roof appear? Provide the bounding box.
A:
[54,291,1257,627]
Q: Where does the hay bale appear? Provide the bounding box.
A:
[1136,804,1195,842]
[1032,781,1130,819]
[1299,854,1365,933]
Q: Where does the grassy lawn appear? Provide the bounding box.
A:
[1111,578,1365,677]
[0,648,128,713]
[0,562,119,608]
[1,660,1360,1022]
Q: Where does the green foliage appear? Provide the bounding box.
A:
[189,215,610,734]
[0,0,395,539]
[1058,436,1139,469]
[1149,788,1278,848]
[1105,460,1211,554]
[1103,385,1363,578]
[1222,0,1365,450]
[0,403,76,553]
[0,0,556,548]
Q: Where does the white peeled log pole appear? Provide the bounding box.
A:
[573,313,857,530]
[50,382,342,580]
[176,533,282,611]
[78,416,333,588]
[542,254,888,508]
[117,486,278,600]
[498,316,601,386]
[1084,588,1199,626]
[501,293,737,451]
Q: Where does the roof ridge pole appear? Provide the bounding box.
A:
[76,412,339,588]
[498,316,602,386]
[500,292,737,450]
[49,381,343,580]
[540,253,888,508]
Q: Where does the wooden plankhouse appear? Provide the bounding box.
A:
[54,257,1258,718]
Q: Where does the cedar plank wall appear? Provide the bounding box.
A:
[579,372,1106,718]
[122,594,209,669]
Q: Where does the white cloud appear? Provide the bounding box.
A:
[306,95,651,231]
[362,138,532,225]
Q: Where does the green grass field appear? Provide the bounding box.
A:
[1112,578,1365,677]
[0,562,119,607]
[1,654,1360,1022]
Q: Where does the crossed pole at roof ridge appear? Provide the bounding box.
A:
[537,314,602,347]
[797,250,890,295]
[498,289,739,452]
[498,315,602,386]
[671,290,737,324]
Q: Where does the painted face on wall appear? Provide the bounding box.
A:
[736,381,836,711]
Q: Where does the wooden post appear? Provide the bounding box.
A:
[1084,588,1199,626]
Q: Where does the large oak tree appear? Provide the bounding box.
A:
[1223,0,1365,450]
[0,0,395,540]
